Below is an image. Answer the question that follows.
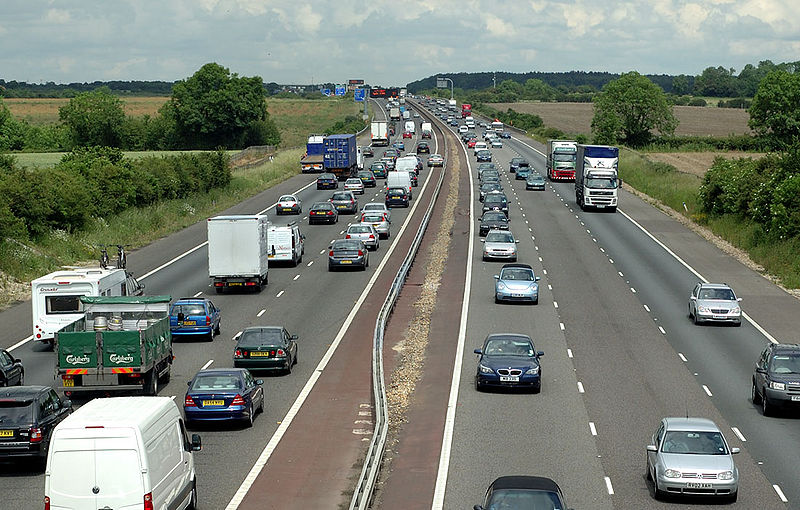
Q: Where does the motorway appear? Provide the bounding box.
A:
[2,96,799,509]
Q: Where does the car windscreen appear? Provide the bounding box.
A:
[486,232,514,243]
[191,374,242,391]
[0,399,34,423]
[661,431,728,455]
[698,288,735,300]
[586,177,618,189]
[332,193,351,200]
[483,212,506,222]
[485,195,505,204]
[333,240,362,250]
[483,338,535,356]
[770,353,800,374]
[363,215,384,223]
[238,328,283,347]
[487,489,562,509]
[172,304,206,316]
[501,268,534,281]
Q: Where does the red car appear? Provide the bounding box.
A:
[402,131,412,139]
[467,139,478,148]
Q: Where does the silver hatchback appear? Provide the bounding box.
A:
[360,213,390,239]
[688,283,742,326]
[482,230,518,261]
[346,223,379,250]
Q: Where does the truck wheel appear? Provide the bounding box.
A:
[160,364,171,384]
[146,371,158,396]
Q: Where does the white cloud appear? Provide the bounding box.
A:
[562,2,605,37]
[676,3,710,38]
[485,14,515,37]
[44,8,70,24]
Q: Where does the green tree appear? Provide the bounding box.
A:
[748,70,800,146]
[693,66,738,97]
[523,79,556,101]
[162,63,279,148]
[58,87,125,147]
[591,71,677,146]
[672,74,691,95]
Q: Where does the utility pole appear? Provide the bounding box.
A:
[493,72,496,89]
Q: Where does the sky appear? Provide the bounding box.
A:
[2,0,798,87]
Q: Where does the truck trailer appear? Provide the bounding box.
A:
[421,122,432,139]
[389,107,401,121]
[323,133,358,180]
[300,134,325,173]
[371,121,389,146]
[207,215,270,291]
[546,140,578,181]
[575,145,621,212]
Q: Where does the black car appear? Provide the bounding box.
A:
[479,182,503,202]
[357,171,377,188]
[476,150,492,162]
[383,148,400,161]
[417,142,430,154]
[233,327,299,374]
[385,187,410,208]
[474,334,544,392]
[752,343,800,416]
[482,193,509,216]
[462,132,477,143]
[309,201,339,224]
[509,157,529,173]
[476,476,569,510]
[500,131,512,139]
[479,211,510,236]
[362,146,374,157]
[0,386,71,463]
[316,173,338,190]
[0,349,24,386]
[477,163,497,179]
[330,191,358,214]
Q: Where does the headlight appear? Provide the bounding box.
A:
[730,306,740,314]
[497,282,507,290]
[770,381,786,390]
[697,305,709,313]
[526,366,540,375]
[664,469,681,478]
[718,471,734,480]
[479,364,494,374]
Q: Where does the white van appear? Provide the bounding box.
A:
[458,125,469,134]
[45,397,201,510]
[395,155,419,175]
[31,267,143,344]
[404,120,415,134]
[473,141,488,154]
[268,223,305,266]
[386,171,413,198]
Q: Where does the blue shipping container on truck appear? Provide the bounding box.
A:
[323,134,357,169]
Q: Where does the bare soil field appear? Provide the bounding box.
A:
[490,102,752,137]
[645,152,765,177]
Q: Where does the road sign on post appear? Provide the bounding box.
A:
[335,86,346,96]
[321,88,331,96]
[354,88,366,102]
[436,77,448,88]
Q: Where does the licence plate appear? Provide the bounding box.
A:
[63,378,75,387]
[337,205,346,209]
[792,396,800,401]
[228,282,243,286]
[512,293,525,298]
[713,315,727,319]
[249,351,270,357]
[0,430,13,437]
[340,260,352,264]
[596,204,606,208]
[182,320,196,326]
[202,400,224,406]
[499,376,519,382]
[283,208,293,212]
[686,483,712,489]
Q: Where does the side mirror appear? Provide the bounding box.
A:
[177,312,185,322]
[62,399,72,410]
[187,381,192,385]
[473,348,482,355]
[480,239,485,243]
[515,240,520,244]
[535,276,541,281]
[474,506,484,510]
[291,335,298,340]
[328,245,333,250]
[689,296,696,301]
[755,367,766,374]
[646,444,658,452]
[255,379,264,385]
[191,433,202,451]
[493,275,499,280]
[14,358,22,364]
[618,179,623,188]
[737,297,742,302]
[537,351,544,357]
[731,447,740,454]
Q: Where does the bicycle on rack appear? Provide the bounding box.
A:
[99,245,110,269]
[115,245,128,269]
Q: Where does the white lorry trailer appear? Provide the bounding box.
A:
[371,121,389,146]
[575,145,621,212]
[207,215,270,292]
[421,122,432,139]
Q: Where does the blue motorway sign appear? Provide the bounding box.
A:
[335,86,346,96]
[321,88,331,96]
[354,88,366,102]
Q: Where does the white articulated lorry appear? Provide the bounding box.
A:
[575,145,621,212]
[420,122,432,139]
[371,121,389,146]
[207,215,270,292]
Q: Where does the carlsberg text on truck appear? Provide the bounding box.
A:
[574,145,621,212]
[546,140,577,181]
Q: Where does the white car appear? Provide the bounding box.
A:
[458,125,469,134]
[473,142,488,155]
[346,223,380,250]
[276,194,302,215]
[490,139,503,148]
[344,178,365,195]
[362,202,391,222]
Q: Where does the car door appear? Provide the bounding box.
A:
[243,371,262,408]
[755,346,770,394]
[648,422,665,474]
[208,301,220,330]
[0,350,21,385]
[284,329,297,362]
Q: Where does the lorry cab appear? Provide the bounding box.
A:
[268,223,305,267]
[404,120,415,134]
[491,120,504,132]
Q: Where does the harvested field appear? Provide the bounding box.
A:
[645,152,765,177]
[490,102,752,137]
[4,96,166,124]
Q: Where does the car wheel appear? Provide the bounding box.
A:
[646,458,653,481]
[734,320,742,327]
[532,298,539,305]
[495,295,501,304]
[727,491,738,503]
[17,370,24,386]
[188,479,198,510]
[214,322,221,335]
[475,378,482,392]
[751,379,762,404]
[258,394,265,413]
[688,305,693,320]
[246,404,255,427]
[653,476,667,500]
[532,383,541,394]
[762,391,773,416]
[285,360,292,375]
[692,311,699,325]
[206,331,213,342]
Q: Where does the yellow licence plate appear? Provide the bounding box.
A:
[0,430,13,437]
[202,400,224,406]
[63,378,75,387]
[229,282,243,286]
[182,320,196,325]
[340,260,352,264]
[249,351,270,357]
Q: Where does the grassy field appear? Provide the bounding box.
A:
[644,152,765,177]
[490,102,752,137]
[12,150,240,169]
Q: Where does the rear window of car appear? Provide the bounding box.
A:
[0,399,34,422]
[311,202,331,210]
[346,179,361,185]
[278,195,295,202]
[349,226,372,233]
[333,240,362,250]
[172,304,206,316]
[387,188,405,196]
[239,328,283,347]
[191,375,242,391]
[363,215,384,222]
[483,212,506,221]
[319,174,335,180]
[332,192,351,200]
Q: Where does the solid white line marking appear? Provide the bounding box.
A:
[8,335,34,352]
[192,291,203,297]
[257,309,266,318]
[731,426,746,442]
[644,304,650,312]
[605,477,614,495]
[276,290,284,298]
[659,326,666,334]
[703,385,713,397]
[577,381,585,393]
[609,258,614,264]
[307,260,314,266]
[678,352,688,362]
[293,274,300,281]
[560,323,565,331]
[567,348,573,358]
[618,271,624,277]
[773,484,788,503]
[139,242,208,280]
[630,287,637,293]
[229,124,441,510]
[589,422,597,436]
[201,359,214,370]
[553,301,558,308]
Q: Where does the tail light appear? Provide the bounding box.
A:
[234,349,243,359]
[144,492,154,510]
[327,211,333,215]
[205,315,211,325]
[277,349,286,357]
[184,395,196,407]
[231,394,246,406]
[329,250,334,256]
[346,234,351,239]
[368,235,375,239]
[30,428,43,443]
[358,250,364,256]
[44,496,50,510]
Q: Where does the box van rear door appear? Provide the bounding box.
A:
[94,447,145,509]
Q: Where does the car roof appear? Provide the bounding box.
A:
[771,343,800,353]
[193,368,247,377]
[489,475,562,493]
[0,386,51,398]
[175,297,208,303]
[502,263,533,270]
[242,326,283,334]
[663,417,721,432]
[699,283,732,289]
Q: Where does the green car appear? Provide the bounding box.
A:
[233,326,298,374]
[370,162,388,178]
[526,172,546,190]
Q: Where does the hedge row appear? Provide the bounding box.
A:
[476,106,544,132]
[643,134,777,152]
[0,147,230,239]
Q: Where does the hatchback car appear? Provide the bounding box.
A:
[184,368,264,427]
[688,283,742,326]
[752,342,800,415]
[379,157,395,171]
[500,131,512,139]
[479,183,503,202]
[479,169,500,183]
[417,142,430,154]
[392,141,405,151]
[361,212,390,239]
[308,201,338,224]
[362,202,391,222]
[646,417,739,501]
[526,173,546,190]
[467,139,479,149]
[427,154,444,167]
[475,476,568,510]
[515,166,532,180]
[357,171,377,188]
[361,146,374,157]
[494,263,540,304]
[479,211,510,237]
[276,194,302,215]
[490,139,503,149]
[0,386,71,463]
[233,326,299,374]
[384,148,399,161]
[509,157,529,173]
[344,178,365,195]
[346,223,380,251]
[330,191,358,214]
[316,173,338,190]
[0,349,24,386]
[386,187,410,208]
[370,162,388,178]
[474,333,544,392]
[482,230,518,261]
[482,193,509,216]
[402,131,412,139]
[328,239,369,270]
[170,298,221,342]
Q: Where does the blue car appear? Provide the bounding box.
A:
[392,141,405,151]
[494,263,540,304]
[170,298,221,341]
[515,166,531,180]
[184,368,264,427]
[474,333,544,392]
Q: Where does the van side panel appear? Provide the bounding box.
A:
[146,420,184,510]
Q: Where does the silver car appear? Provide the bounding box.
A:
[362,202,391,222]
[647,417,739,501]
[688,283,742,326]
[482,230,518,261]
[344,178,365,195]
[360,212,390,239]
[494,263,540,304]
[346,223,379,250]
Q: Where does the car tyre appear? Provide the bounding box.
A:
[727,492,738,503]
[532,383,541,394]
[692,311,699,325]
[214,322,221,335]
[751,379,762,404]
[475,378,483,392]
[205,331,213,342]
[762,392,773,416]
[246,404,255,427]
[532,298,539,305]
[653,477,667,501]
[17,370,24,386]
